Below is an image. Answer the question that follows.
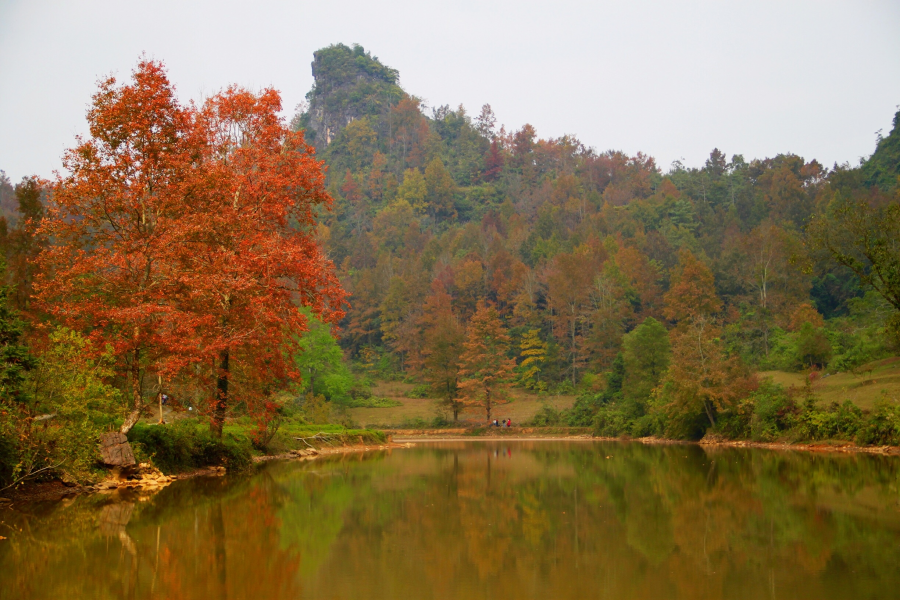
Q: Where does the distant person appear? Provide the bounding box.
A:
[506,419,511,428]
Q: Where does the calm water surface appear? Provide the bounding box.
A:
[2,441,900,599]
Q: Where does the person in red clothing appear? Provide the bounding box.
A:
[506,418,511,427]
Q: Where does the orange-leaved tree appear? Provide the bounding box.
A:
[660,249,752,434]
[35,60,346,436]
[180,85,346,437]
[457,300,516,422]
[35,60,197,433]
[420,281,465,420]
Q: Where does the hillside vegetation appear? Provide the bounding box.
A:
[0,44,899,486]
[285,43,899,440]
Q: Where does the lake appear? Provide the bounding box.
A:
[2,441,899,599]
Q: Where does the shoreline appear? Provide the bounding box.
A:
[4,433,898,506]
[0,441,402,506]
[394,431,900,456]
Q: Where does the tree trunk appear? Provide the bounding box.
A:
[212,348,229,438]
[703,399,717,428]
[157,374,164,425]
[120,348,142,434]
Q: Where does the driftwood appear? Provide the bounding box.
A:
[294,432,340,449]
[0,461,66,493]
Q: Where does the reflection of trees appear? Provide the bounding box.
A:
[0,473,304,599]
[3,444,900,599]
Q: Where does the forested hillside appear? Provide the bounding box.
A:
[297,44,900,436]
[0,45,898,490]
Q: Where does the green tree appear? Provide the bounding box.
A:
[343,118,377,169]
[862,107,900,191]
[294,310,353,401]
[25,328,121,482]
[807,192,900,342]
[0,259,35,402]
[518,329,548,391]
[7,176,45,311]
[397,168,427,214]
[622,317,670,406]
[792,322,832,370]
[424,156,457,222]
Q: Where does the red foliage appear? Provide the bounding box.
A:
[35,60,346,435]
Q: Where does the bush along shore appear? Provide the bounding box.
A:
[0,418,389,502]
[519,374,900,450]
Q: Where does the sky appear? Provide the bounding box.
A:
[1,0,899,183]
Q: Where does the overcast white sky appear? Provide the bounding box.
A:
[1,0,898,182]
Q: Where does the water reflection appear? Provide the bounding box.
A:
[1,442,899,599]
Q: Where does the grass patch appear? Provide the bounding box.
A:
[340,396,403,408]
[226,417,387,455]
[760,356,900,411]
[346,381,576,428]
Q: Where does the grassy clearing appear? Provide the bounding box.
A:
[347,381,577,428]
[760,356,900,411]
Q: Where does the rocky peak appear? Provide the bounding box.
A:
[296,43,403,147]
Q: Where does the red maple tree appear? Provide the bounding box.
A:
[35,60,346,435]
[181,85,346,436]
[35,60,196,432]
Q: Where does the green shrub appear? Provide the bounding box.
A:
[348,387,372,401]
[128,420,253,474]
[1,327,124,485]
[629,413,663,438]
[529,403,563,426]
[749,382,797,441]
[593,405,629,437]
[567,393,602,427]
[794,400,863,441]
[856,400,900,446]
[301,394,332,424]
[405,384,432,399]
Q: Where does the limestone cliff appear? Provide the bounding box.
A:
[296,44,404,147]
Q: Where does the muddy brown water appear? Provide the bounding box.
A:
[2,441,899,599]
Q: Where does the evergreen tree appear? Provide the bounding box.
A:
[0,258,35,402]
